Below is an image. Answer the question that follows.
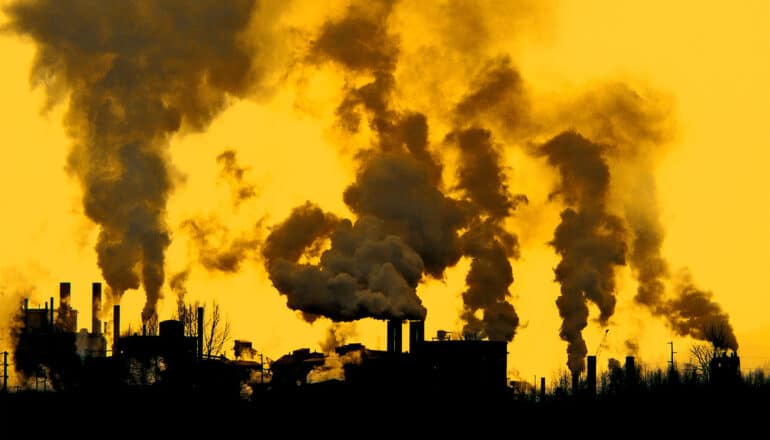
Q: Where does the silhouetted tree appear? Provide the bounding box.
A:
[689,343,717,383]
[175,300,231,358]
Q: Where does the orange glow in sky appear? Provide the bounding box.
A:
[0,0,768,387]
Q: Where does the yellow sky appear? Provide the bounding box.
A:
[0,0,768,386]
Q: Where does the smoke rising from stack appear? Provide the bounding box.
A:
[666,274,738,350]
[263,0,525,340]
[540,131,627,374]
[4,0,265,323]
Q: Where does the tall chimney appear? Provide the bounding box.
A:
[540,377,546,400]
[49,296,54,331]
[59,282,71,304]
[587,355,597,397]
[387,320,402,353]
[197,306,204,359]
[409,320,424,353]
[92,282,102,335]
[625,355,636,389]
[571,371,580,396]
[23,298,29,332]
[113,305,120,356]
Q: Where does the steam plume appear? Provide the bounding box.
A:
[5,0,262,322]
[319,322,358,353]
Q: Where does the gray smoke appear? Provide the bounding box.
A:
[182,217,262,274]
[4,0,265,323]
[217,149,257,207]
[666,274,738,350]
[540,131,627,374]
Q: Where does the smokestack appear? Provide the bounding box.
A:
[92,282,102,335]
[49,296,54,331]
[625,355,636,389]
[197,306,204,359]
[571,371,580,396]
[540,377,546,400]
[409,320,424,353]
[587,355,597,397]
[142,323,147,336]
[387,320,402,353]
[59,282,71,303]
[23,298,28,332]
[113,305,120,355]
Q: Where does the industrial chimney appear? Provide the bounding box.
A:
[409,320,424,353]
[571,371,580,396]
[587,355,597,397]
[540,377,546,400]
[625,355,636,390]
[197,306,204,360]
[387,319,402,353]
[113,304,120,356]
[49,296,54,331]
[92,282,102,335]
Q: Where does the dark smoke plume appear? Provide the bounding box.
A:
[265,0,525,341]
[182,217,263,274]
[666,274,738,350]
[4,0,263,322]
[445,58,529,341]
[264,201,428,321]
[310,0,441,181]
[563,86,738,351]
[540,131,627,374]
[217,149,257,207]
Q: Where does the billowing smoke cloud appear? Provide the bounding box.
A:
[4,0,266,323]
[448,57,529,341]
[264,202,428,321]
[540,131,627,374]
[264,0,528,341]
[217,149,257,207]
[311,0,441,181]
[183,217,263,273]
[665,273,738,350]
[319,322,358,353]
[562,86,738,351]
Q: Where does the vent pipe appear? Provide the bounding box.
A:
[49,296,54,331]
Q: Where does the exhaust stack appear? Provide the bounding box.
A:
[409,320,424,353]
[386,319,402,353]
[113,305,120,355]
[571,371,579,395]
[625,356,636,389]
[92,282,102,335]
[587,355,597,397]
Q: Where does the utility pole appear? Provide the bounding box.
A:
[668,341,677,370]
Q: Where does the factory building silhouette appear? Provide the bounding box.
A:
[2,280,749,408]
